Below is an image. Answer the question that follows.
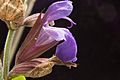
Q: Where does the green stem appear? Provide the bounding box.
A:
[3,28,15,80]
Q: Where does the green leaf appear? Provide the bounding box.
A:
[11,75,26,80]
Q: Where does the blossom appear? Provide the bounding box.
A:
[15,0,77,64]
[10,0,77,78]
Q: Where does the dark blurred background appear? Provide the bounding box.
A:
[1,0,120,80]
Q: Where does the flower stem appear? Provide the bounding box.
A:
[3,27,15,80]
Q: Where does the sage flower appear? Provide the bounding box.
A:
[15,0,77,64]
[10,0,77,78]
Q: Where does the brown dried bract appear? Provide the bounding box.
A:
[25,62,54,78]
[0,0,24,25]
[9,58,55,78]
[49,56,77,69]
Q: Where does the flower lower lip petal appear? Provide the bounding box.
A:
[55,28,77,62]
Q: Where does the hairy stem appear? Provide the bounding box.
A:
[3,24,15,80]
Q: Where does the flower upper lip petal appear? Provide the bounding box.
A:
[42,0,73,24]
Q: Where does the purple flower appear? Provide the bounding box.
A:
[15,0,77,64]
[10,0,77,78]
[39,0,77,62]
